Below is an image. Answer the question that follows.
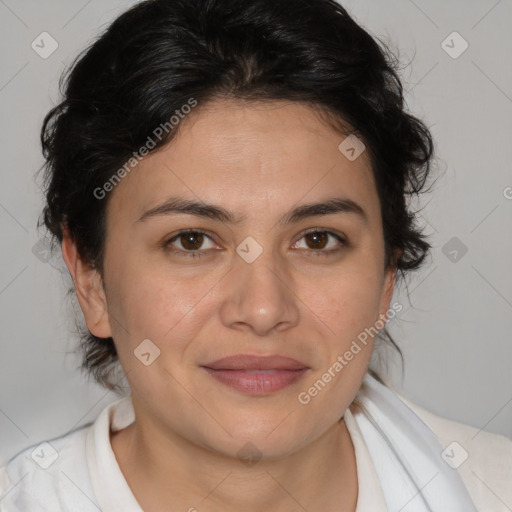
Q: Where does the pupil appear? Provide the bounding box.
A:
[182,232,202,250]
[307,232,327,249]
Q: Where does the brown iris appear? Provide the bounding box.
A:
[179,232,205,251]
[303,231,329,250]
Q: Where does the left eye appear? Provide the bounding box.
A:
[293,230,346,253]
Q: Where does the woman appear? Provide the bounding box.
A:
[1,0,510,510]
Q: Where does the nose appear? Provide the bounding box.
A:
[219,246,301,337]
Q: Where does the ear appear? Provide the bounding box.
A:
[378,249,402,320]
[61,226,113,339]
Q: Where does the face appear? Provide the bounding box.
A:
[69,99,397,459]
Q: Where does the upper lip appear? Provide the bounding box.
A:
[201,354,309,371]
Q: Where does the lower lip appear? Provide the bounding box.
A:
[201,367,308,394]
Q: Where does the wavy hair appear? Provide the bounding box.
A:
[39,0,435,392]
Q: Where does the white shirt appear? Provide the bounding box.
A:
[1,393,511,511]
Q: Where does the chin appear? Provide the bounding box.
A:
[195,414,315,462]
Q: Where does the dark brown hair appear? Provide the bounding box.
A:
[39,0,434,392]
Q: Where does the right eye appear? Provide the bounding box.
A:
[164,229,218,258]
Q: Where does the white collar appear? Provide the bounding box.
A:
[352,374,477,511]
[85,395,142,511]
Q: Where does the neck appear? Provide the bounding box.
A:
[111,405,358,512]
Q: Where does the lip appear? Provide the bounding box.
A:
[202,354,309,371]
[200,354,309,395]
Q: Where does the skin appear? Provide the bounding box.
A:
[62,98,398,512]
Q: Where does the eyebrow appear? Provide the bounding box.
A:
[136,196,368,225]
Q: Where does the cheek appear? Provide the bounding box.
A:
[105,265,205,349]
[302,267,385,342]
[295,271,383,412]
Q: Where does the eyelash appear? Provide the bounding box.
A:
[164,228,347,259]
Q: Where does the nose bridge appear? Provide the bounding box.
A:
[220,237,300,334]
[236,237,289,306]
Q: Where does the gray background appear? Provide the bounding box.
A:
[0,0,511,466]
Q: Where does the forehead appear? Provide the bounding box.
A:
[106,99,379,226]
